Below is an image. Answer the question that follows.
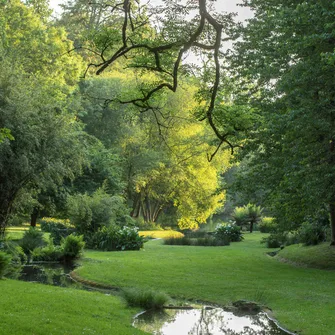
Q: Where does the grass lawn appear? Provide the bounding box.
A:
[277,242,335,270]
[0,279,146,335]
[74,232,335,335]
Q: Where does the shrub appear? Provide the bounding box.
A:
[0,240,27,264]
[122,288,170,310]
[61,234,85,260]
[20,227,46,256]
[258,217,276,233]
[40,217,73,232]
[87,225,144,251]
[40,218,76,245]
[298,220,329,246]
[0,252,11,278]
[261,233,285,248]
[31,239,63,262]
[163,236,229,246]
[67,189,133,234]
[215,224,244,242]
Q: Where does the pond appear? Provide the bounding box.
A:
[18,263,83,289]
[17,264,295,335]
[133,307,296,335]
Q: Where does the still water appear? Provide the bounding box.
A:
[134,307,295,335]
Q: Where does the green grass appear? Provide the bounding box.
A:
[0,279,146,335]
[75,232,335,335]
[122,287,170,310]
[277,242,335,270]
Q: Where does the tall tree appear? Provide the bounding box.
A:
[0,0,86,236]
[229,0,335,244]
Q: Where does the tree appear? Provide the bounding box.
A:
[229,0,335,244]
[59,0,245,157]
[0,0,86,237]
[75,73,230,229]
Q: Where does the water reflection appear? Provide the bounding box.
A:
[134,307,294,335]
[18,263,82,288]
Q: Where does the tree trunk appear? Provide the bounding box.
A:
[30,207,39,227]
[249,221,254,233]
[329,203,335,246]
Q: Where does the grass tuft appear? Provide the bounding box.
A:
[122,288,170,310]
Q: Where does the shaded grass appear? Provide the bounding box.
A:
[76,232,335,335]
[0,279,146,335]
[139,230,184,239]
[277,243,335,270]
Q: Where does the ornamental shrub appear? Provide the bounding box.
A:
[31,238,63,262]
[86,225,144,251]
[20,227,46,256]
[214,223,244,242]
[163,236,229,246]
[61,234,85,260]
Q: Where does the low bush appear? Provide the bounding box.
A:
[20,228,46,256]
[0,240,27,264]
[40,217,73,232]
[163,236,230,246]
[0,252,11,278]
[298,220,329,246]
[40,217,75,245]
[122,288,170,310]
[258,217,276,233]
[261,233,285,248]
[214,224,244,242]
[87,225,144,251]
[61,234,85,261]
[31,239,63,262]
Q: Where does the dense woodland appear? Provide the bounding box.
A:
[1,0,335,246]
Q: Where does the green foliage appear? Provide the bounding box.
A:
[230,0,335,242]
[122,288,169,310]
[0,252,11,278]
[61,234,85,260]
[87,225,144,251]
[214,223,244,242]
[67,189,131,234]
[232,204,263,232]
[231,206,249,226]
[40,217,75,245]
[258,217,276,233]
[298,219,330,246]
[163,236,230,246]
[31,239,64,262]
[261,234,284,249]
[0,0,86,236]
[20,228,46,255]
[40,217,73,232]
[0,240,27,265]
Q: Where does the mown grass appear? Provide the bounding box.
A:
[76,232,335,335]
[0,279,146,335]
[139,230,184,239]
[277,242,335,270]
